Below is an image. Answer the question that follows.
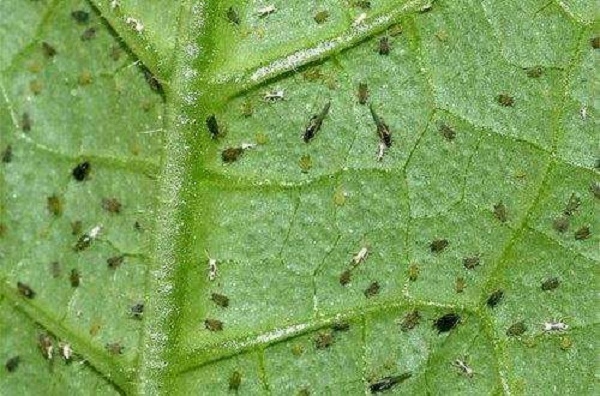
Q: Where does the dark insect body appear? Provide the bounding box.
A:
[303,101,331,143]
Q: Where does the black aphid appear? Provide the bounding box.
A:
[107,255,125,269]
[369,104,392,148]
[50,261,61,278]
[142,67,162,92]
[5,356,20,372]
[506,321,527,337]
[364,281,380,298]
[206,114,220,139]
[378,36,390,55]
[497,93,514,107]
[70,269,81,288]
[433,313,460,333]
[429,239,448,253]
[17,282,35,299]
[541,277,560,291]
[229,370,242,390]
[42,42,57,58]
[369,372,412,393]
[130,302,144,319]
[71,10,90,24]
[339,269,352,286]
[211,292,229,308]
[72,161,91,181]
[314,10,330,24]
[2,145,12,163]
[226,6,240,25]
[591,36,599,49]
[486,289,504,308]
[303,101,331,142]
[21,112,31,132]
[205,318,224,331]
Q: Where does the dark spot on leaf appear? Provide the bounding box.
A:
[105,342,124,355]
[438,123,456,141]
[541,277,560,291]
[130,303,144,319]
[369,373,412,393]
[506,321,527,336]
[205,318,224,331]
[206,114,220,139]
[42,42,57,58]
[80,27,96,41]
[134,221,143,231]
[314,331,333,349]
[0,223,6,238]
[354,1,371,9]
[71,10,90,24]
[50,261,61,278]
[493,202,508,223]
[107,255,125,269]
[142,67,162,93]
[70,269,80,288]
[563,193,580,216]
[47,194,63,216]
[378,36,390,55]
[21,112,31,132]
[71,220,82,236]
[497,93,514,107]
[211,292,229,308]
[314,10,329,24]
[574,226,590,240]
[229,370,242,391]
[102,197,122,214]
[455,277,466,293]
[5,356,20,373]
[297,388,310,396]
[525,66,543,78]
[552,215,569,233]
[486,289,504,308]
[222,147,244,163]
[17,282,35,299]
[408,263,419,281]
[226,6,240,25]
[429,239,448,253]
[400,310,421,332]
[433,313,460,333]
[463,255,480,270]
[364,281,380,298]
[332,321,350,332]
[339,269,352,285]
[358,82,369,104]
[591,36,599,49]
[2,144,12,163]
[72,161,91,181]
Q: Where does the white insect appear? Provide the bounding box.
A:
[542,320,569,332]
[89,224,103,239]
[580,106,587,121]
[240,143,256,150]
[110,0,120,9]
[452,357,474,378]
[125,17,144,33]
[257,5,276,17]
[352,12,367,27]
[59,343,73,361]
[206,250,218,281]
[352,246,369,266]
[263,89,285,102]
[376,141,387,162]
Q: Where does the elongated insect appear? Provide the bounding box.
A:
[369,372,412,393]
[352,246,369,266]
[303,101,331,142]
[257,5,276,17]
[369,104,391,161]
[542,320,569,332]
[263,89,284,102]
[205,250,218,281]
[452,357,475,378]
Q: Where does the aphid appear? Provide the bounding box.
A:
[429,239,448,253]
[71,10,90,24]
[71,220,82,235]
[563,193,581,216]
[438,123,456,141]
[102,197,122,214]
[399,310,421,332]
[59,342,73,361]
[226,6,240,25]
[298,154,312,173]
[70,269,81,288]
[125,17,144,33]
[134,221,143,231]
[376,142,387,162]
[339,269,352,285]
[263,89,284,102]
[486,289,504,308]
[17,281,35,299]
[240,99,253,117]
[211,292,229,308]
[38,333,54,360]
[589,181,600,199]
[297,388,310,396]
[506,321,527,337]
[408,263,419,281]
[206,114,220,139]
[21,112,31,132]
[525,66,543,78]
[130,302,144,319]
[205,318,224,331]
[433,313,460,333]
[353,1,371,9]
[369,103,392,148]
[497,93,514,107]
[105,342,124,355]
[50,261,61,278]
[303,101,331,143]
[314,10,330,24]
[110,0,120,9]
[229,370,242,391]
[357,82,369,104]
[552,215,569,233]
[5,356,20,372]
[78,70,92,85]
[29,79,43,95]
[352,12,367,27]
[107,255,125,269]
[463,255,480,270]
[369,372,412,393]
[221,147,244,163]
[591,36,599,49]
[291,344,304,356]
[452,357,474,378]
[314,331,333,349]
[142,68,162,92]
[388,23,403,37]
[580,106,587,120]
[332,321,350,332]
[542,320,569,332]
[74,224,102,251]
[352,246,369,266]
[493,202,508,223]
[47,194,63,216]
[560,336,573,350]
[574,226,590,240]
[541,277,560,291]
[378,36,390,55]
[257,5,276,17]
[364,281,380,298]
[72,161,91,181]
[2,144,13,163]
[455,277,466,293]
[80,27,97,41]
[42,42,57,58]
[110,45,121,61]
[207,252,218,281]
[419,3,433,12]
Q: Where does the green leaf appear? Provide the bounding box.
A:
[1,0,598,395]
